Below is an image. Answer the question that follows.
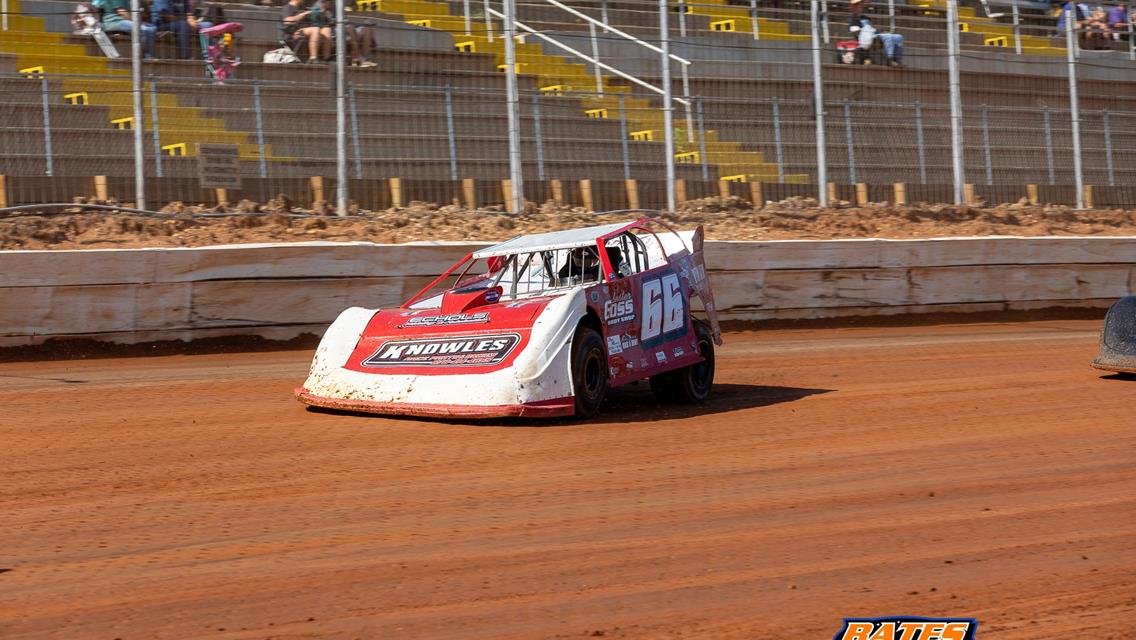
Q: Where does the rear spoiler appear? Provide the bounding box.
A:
[689,226,723,346]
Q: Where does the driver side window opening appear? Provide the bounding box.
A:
[605,232,650,279]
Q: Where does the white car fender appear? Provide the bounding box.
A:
[512,289,588,402]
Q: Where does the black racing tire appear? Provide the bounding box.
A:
[571,326,608,418]
[650,320,715,404]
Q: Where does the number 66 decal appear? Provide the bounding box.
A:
[641,272,685,342]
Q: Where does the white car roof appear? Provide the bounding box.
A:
[471,221,631,259]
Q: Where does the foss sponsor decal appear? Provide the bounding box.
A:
[362,334,520,367]
[834,618,978,640]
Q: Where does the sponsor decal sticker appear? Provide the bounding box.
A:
[655,351,666,364]
[589,291,600,303]
[362,333,520,367]
[404,312,490,327]
[673,346,684,358]
[607,335,623,355]
[485,290,500,303]
[604,280,636,325]
[833,617,978,640]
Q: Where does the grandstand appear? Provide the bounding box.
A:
[2,0,1135,209]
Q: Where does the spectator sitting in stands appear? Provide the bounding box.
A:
[1056,1,1109,47]
[91,0,156,58]
[282,0,331,63]
[1106,2,1129,37]
[151,0,193,59]
[849,0,903,67]
[340,1,377,67]
[190,1,224,33]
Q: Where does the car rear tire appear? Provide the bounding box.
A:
[571,326,608,418]
[649,320,715,404]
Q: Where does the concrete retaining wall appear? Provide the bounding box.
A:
[2,236,1133,346]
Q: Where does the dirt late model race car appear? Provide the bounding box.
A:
[295,217,723,419]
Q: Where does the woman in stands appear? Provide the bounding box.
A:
[281,0,332,63]
[849,0,904,67]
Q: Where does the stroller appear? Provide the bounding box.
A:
[199,22,243,84]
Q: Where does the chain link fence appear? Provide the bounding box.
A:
[2,0,1136,210]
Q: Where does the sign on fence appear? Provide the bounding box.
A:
[197,144,241,190]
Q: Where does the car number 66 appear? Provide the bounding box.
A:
[641,273,684,341]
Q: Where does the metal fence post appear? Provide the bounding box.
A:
[335,0,348,215]
[130,0,145,209]
[980,105,994,185]
[696,96,709,181]
[749,0,760,40]
[149,79,162,177]
[1066,10,1084,208]
[463,0,471,34]
[811,0,828,205]
[843,99,856,185]
[1011,0,1022,55]
[660,0,676,211]
[1128,17,1134,61]
[589,22,603,95]
[253,82,268,178]
[820,0,830,44]
[681,64,694,143]
[772,97,784,183]
[618,94,630,181]
[601,0,609,28]
[1103,109,1115,187]
[915,100,927,185]
[678,0,687,38]
[2,0,8,31]
[946,0,965,204]
[533,92,546,181]
[503,0,524,211]
[349,83,362,179]
[483,0,494,41]
[445,85,459,181]
[40,75,53,177]
[1043,107,1055,185]
[887,0,895,32]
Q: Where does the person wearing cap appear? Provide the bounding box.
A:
[849,0,904,67]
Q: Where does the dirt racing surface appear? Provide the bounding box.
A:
[4,197,1136,249]
[1,321,1133,639]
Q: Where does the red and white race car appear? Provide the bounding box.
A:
[295,217,722,419]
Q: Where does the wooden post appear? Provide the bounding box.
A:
[580,179,594,212]
[855,182,869,206]
[310,176,325,204]
[675,179,686,204]
[826,182,837,205]
[388,177,402,208]
[1083,184,1093,209]
[893,182,907,206]
[963,183,976,205]
[462,178,476,210]
[749,181,763,209]
[94,175,108,202]
[501,180,516,213]
[551,179,564,206]
[625,179,640,210]
[1026,184,1039,205]
[0,175,7,209]
[717,179,731,199]
[215,188,228,206]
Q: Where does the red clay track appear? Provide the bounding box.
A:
[1,320,1133,640]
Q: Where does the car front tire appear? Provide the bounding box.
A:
[571,326,608,418]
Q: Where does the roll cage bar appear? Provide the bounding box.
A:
[402,217,690,308]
